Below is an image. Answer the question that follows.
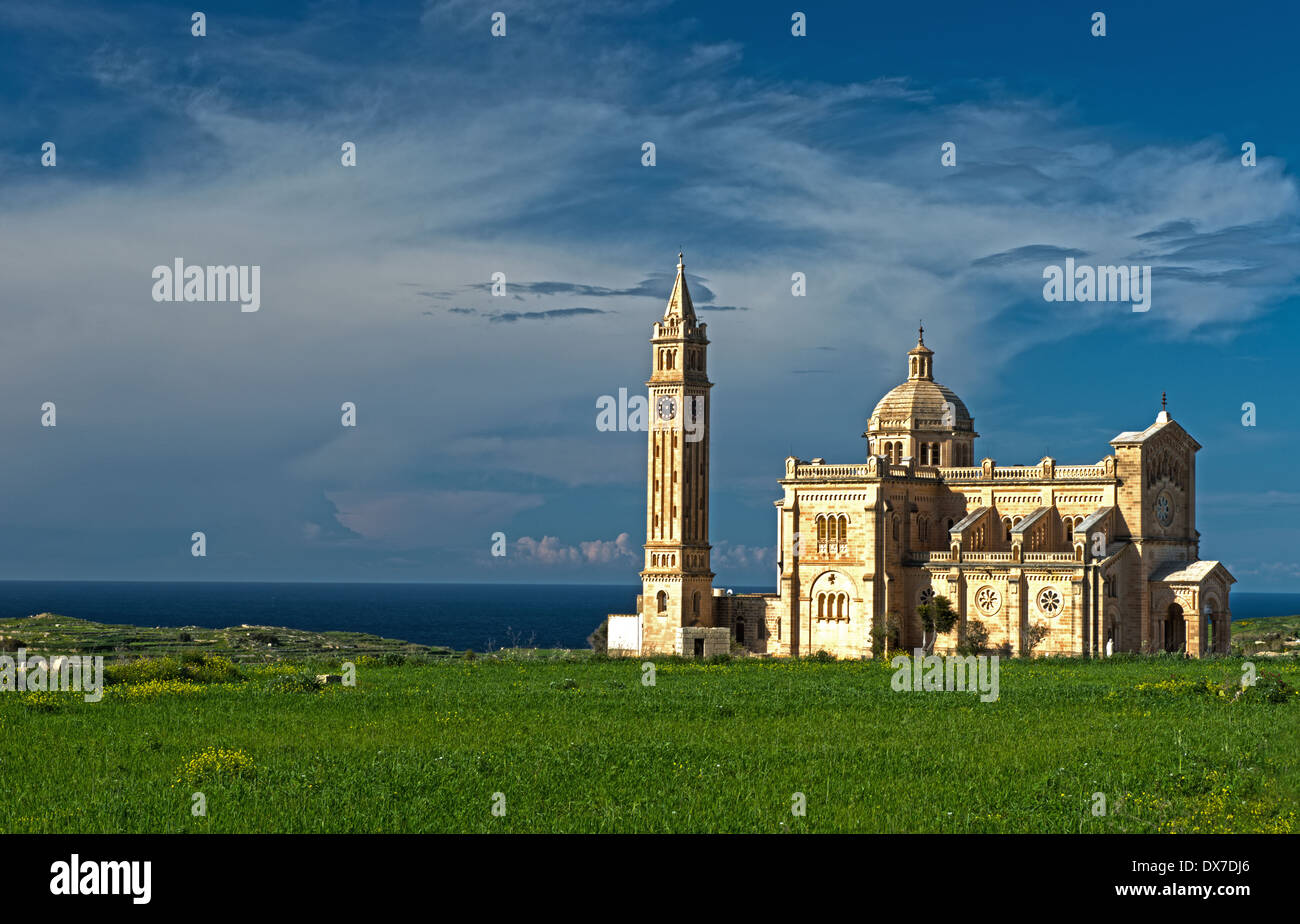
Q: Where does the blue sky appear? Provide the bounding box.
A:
[0,0,1297,589]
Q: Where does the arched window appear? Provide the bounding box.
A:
[817,593,825,619]
[656,590,667,613]
[837,594,847,619]
[692,592,700,618]
[1003,517,1013,542]
[932,443,941,466]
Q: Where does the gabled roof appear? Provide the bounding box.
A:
[1009,506,1052,534]
[1075,506,1113,536]
[950,506,988,534]
[1149,560,1236,586]
[1110,413,1202,451]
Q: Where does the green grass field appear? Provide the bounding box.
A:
[3,640,1298,833]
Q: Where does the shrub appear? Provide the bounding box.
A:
[185,655,243,685]
[22,691,64,711]
[264,673,322,693]
[178,631,194,643]
[378,652,406,667]
[0,636,27,652]
[705,653,732,665]
[105,657,184,686]
[463,649,476,661]
[587,617,609,654]
[1024,622,1050,655]
[247,631,280,647]
[959,618,990,656]
[110,653,243,686]
[810,650,835,663]
[1241,670,1295,704]
[175,747,255,785]
[112,679,205,700]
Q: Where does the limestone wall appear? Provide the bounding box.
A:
[606,614,641,657]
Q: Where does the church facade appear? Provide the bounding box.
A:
[605,257,1234,659]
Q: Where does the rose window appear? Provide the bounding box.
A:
[1037,587,1063,617]
[975,586,1001,615]
[919,587,935,606]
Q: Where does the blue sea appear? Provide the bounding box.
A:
[0,582,1294,651]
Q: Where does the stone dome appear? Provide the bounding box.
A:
[869,379,973,432]
[864,327,978,465]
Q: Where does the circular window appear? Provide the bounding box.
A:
[918,587,935,606]
[975,585,1001,616]
[1037,587,1063,617]
[1154,491,1173,527]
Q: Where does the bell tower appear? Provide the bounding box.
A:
[640,253,714,653]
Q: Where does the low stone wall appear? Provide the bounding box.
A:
[677,626,730,658]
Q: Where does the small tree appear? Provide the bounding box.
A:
[872,611,904,658]
[959,617,990,656]
[1024,621,1050,656]
[917,595,958,655]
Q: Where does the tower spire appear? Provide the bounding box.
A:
[664,251,695,320]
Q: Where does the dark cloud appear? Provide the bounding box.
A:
[464,274,718,304]
[485,307,608,323]
[1135,219,1198,241]
[970,244,1090,267]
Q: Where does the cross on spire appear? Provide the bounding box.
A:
[1162,391,1167,412]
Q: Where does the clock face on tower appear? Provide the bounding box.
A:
[1154,491,1174,527]
[657,396,677,421]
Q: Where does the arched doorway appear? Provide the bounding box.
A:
[1203,597,1225,654]
[1162,602,1185,653]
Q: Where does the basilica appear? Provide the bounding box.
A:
[605,256,1233,659]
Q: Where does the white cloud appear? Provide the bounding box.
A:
[514,532,637,565]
